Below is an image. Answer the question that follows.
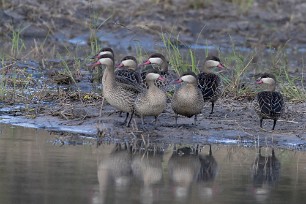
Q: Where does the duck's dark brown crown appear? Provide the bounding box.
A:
[181,71,197,79]
[149,53,166,60]
[121,56,137,63]
[259,73,276,80]
[100,47,114,54]
[206,56,221,62]
[99,54,114,61]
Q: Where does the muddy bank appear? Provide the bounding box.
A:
[1,96,306,150]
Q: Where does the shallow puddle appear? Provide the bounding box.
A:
[0,124,306,204]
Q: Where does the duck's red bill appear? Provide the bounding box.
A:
[142,60,151,65]
[87,61,101,68]
[116,63,124,68]
[173,79,183,84]
[217,63,225,68]
[90,53,100,60]
[158,76,166,81]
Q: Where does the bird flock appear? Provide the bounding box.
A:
[89,48,285,130]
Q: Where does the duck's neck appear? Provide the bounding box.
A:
[103,65,115,88]
[183,82,197,89]
[128,66,137,71]
[160,62,168,73]
[147,80,158,90]
[266,83,276,92]
[202,63,212,73]
[146,81,162,98]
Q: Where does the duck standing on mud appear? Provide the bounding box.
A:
[198,56,225,114]
[115,56,142,117]
[253,74,284,130]
[171,72,204,126]
[134,73,167,126]
[90,54,142,127]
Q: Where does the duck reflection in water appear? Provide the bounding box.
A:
[168,145,218,201]
[251,147,280,202]
[97,143,132,203]
[131,142,163,204]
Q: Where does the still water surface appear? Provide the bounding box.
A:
[0,124,306,204]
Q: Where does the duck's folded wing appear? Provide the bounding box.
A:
[115,69,141,83]
[257,92,284,116]
[115,77,143,93]
[198,73,220,98]
[271,92,284,114]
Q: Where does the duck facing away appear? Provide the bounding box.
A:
[253,74,284,130]
[140,53,169,89]
[91,54,142,127]
[134,73,167,126]
[171,72,204,126]
[198,56,225,114]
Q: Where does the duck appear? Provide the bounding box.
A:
[92,54,141,118]
[115,56,142,117]
[198,56,225,114]
[171,72,204,126]
[140,53,169,89]
[90,54,142,127]
[115,55,141,85]
[134,73,167,126]
[253,73,284,130]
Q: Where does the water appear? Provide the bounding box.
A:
[1,124,306,204]
[0,124,97,204]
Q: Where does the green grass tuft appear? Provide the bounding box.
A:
[160,32,306,103]
[10,29,26,58]
[161,33,199,76]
